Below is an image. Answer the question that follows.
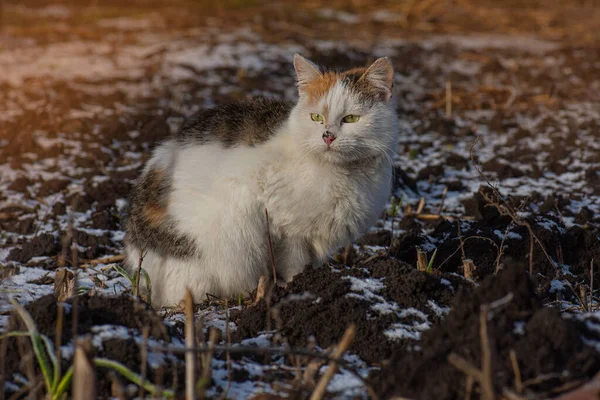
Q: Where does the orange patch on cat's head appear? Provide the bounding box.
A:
[301,72,339,104]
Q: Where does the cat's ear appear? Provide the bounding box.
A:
[293,54,322,89]
[360,57,394,101]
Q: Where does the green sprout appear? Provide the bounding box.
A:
[110,264,152,302]
[426,248,438,273]
[5,298,173,398]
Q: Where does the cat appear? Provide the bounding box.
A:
[124,54,399,307]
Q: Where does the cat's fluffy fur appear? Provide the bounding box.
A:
[125,54,398,306]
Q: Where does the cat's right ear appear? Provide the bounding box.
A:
[293,54,322,90]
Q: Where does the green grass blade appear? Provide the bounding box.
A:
[0,331,32,340]
[93,358,174,398]
[426,248,438,273]
[42,335,60,392]
[111,264,135,286]
[52,366,73,400]
[9,298,54,392]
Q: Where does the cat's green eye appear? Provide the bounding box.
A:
[342,115,360,123]
[310,113,324,122]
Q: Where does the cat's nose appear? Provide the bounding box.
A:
[322,131,336,146]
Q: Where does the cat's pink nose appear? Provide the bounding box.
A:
[323,131,336,146]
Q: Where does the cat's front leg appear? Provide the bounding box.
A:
[274,235,314,283]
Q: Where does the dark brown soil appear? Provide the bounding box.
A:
[370,264,600,399]
[233,258,464,364]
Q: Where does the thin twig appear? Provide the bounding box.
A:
[185,290,196,400]
[265,208,278,283]
[134,249,145,298]
[591,259,595,313]
[509,349,522,394]
[446,80,452,118]
[437,186,448,215]
[448,353,483,382]
[457,220,466,261]
[494,222,514,273]
[199,328,218,399]
[310,324,357,400]
[416,197,426,214]
[139,327,149,400]
[220,300,232,400]
[479,305,495,400]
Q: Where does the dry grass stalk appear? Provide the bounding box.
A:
[494,222,514,273]
[184,289,196,400]
[108,371,126,400]
[219,300,232,400]
[465,375,474,400]
[509,349,522,394]
[590,259,595,313]
[457,220,467,261]
[446,80,452,118]
[199,328,219,399]
[416,248,428,272]
[416,197,426,214]
[265,208,278,283]
[134,249,145,298]
[255,275,267,303]
[437,186,448,215]
[69,224,80,345]
[139,326,150,399]
[479,305,495,400]
[310,324,357,400]
[580,286,588,312]
[73,338,97,400]
[463,259,476,280]
[448,305,496,400]
[80,254,125,266]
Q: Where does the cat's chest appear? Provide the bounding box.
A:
[262,160,388,236]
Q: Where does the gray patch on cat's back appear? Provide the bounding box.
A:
[177,97,293,147]
[126,167,199,260]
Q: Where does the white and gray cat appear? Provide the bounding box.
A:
[125,54,399,306]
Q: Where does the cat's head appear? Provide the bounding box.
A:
[289,54,398,165]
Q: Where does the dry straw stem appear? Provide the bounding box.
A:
[416,248,428,272]
[590,259,595,313]
[185,289,196,400]
[219,299,232,400]
[139,327,150,400]
[199,328,219,399]
[509,349,523,394]
[446,80,452,118]
[463,259,476,280]
[73,338,96,400]
[265,208,278,283]
[310,324,357,400]
[448,305,496,400]
[415,197,426,214]
[80,254,125,267]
